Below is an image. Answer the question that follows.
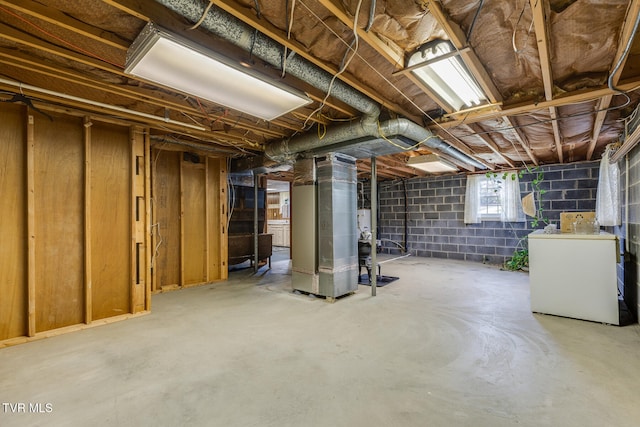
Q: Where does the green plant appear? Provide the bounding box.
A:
[485,166,548,228]
[504,249,529,271]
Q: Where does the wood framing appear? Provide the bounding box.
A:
[529,0,563,162]
[151,149,229,292]
[0,103,154,347]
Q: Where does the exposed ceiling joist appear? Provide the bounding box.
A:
[425,0,502,106]
[587,0,640,160]
[317,0,404,67]
[317,0,442,119]
[0,21,124,72]
[433,78,640,129]
[529,0,563,163]
[503,117,540,166]
[207,0,418,121]
[0,0,130,50]
[466,124,516,168]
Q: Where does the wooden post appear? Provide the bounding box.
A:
[143,130,151,310]
[84,117,92,324]
[220,159,228,280]
[205,157,210,282]
[26,113,36,336]
[179,158,185,287]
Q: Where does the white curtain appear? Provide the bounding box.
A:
[464,175,482,224]
[501,173,524,222]
[464,173,524,224]
[596,147,621,226]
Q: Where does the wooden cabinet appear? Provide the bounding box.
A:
[268,221,290,247]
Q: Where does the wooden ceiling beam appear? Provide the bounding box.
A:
[425,0,502,105]
[316,0,404,67]
[529,0,563,162]
[317,0,446,117]
[0,0,130,51]
[502,117,540,166]
[586,0,640,160]
[0,52,292,141]
[432,78,640,129]
[207,0,417,120]
[0,21,124,72]
[466,124,516,168]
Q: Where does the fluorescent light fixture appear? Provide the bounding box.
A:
[125,23,312,121]
[407,154,458,173]
[408,40,487,111]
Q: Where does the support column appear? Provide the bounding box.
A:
[371,157,377,296]
[253,173,259,274]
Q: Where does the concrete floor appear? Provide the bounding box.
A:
[1,255,640,427]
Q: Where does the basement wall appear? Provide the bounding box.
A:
[367,162,601,265]
[0,102,229,347]
[619,145,640,321]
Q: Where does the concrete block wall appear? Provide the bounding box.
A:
[365,161,600,266]
[619,146,640,321]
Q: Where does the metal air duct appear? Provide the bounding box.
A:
[153,0,485,170]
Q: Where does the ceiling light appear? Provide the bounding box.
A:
[125,23,312,121]
[407,154,458,173]
[408,40,487,111]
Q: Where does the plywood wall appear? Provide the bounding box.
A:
[0,104,151,345]
[0,104,27,340]
[151,151,228,291]
[182,160,207,285]
[152,150,181,291]
[34,115,85,331]
[208,159,228,281]
[90,124,131,320]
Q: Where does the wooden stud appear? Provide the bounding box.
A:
[205,157,211,282]
[179,158,185,288]
[130,127,136,313]
[84,116,92,324]
[26,113,36,337]
[144,129,152,311]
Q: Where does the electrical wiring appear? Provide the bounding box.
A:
[301,0,364,130]
[189,1,214,30]
[608,6,640,93]
[281,0,297,78]
[149,147,166,270]
[466,0,485,43]
[226,158,236,232]
[0,5,124,69]
[365,0,377,32]
[295,0,483,159]
[459,93,636,139]
[511,0,534,54]
[376,120,439,150]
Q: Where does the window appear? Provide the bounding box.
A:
[464,174,524,224]
[478,177,503,218]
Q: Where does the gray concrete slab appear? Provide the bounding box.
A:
[1,256,639,427]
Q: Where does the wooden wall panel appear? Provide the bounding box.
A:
[90,124,131,320]
[208,158,228,281]
[0,104,27,340]
[34,115,84,331]
[182,160,207,285]
[152,150,181,290]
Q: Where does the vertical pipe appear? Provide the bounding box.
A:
[254,173,259,273]
[403,179,408,253]
[371,157,377,296]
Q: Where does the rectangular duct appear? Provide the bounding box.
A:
[291,159,318,294]
[317,154,359,298]
[291,154,358,299]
